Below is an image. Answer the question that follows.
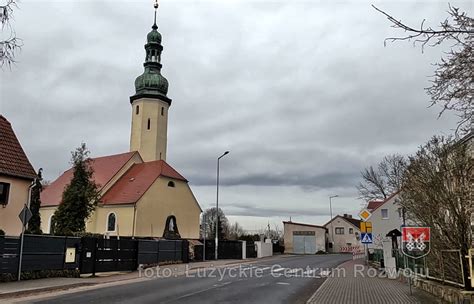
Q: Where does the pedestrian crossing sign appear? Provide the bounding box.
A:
[361,232,373,244]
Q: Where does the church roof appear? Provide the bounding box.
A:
[0,115,36,180]
[101,160,187,205]
[41,151,137,207]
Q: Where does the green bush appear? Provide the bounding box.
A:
[0,269,80,283]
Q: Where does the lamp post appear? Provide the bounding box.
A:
[215,151,229,260]
[329,195,338,252]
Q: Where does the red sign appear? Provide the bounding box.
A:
[402,227,431,259]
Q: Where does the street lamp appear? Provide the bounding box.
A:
[329,195,338,252]
[215,151,229,260]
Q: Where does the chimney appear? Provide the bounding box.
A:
[343,214,352,218]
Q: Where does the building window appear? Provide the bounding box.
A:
[335,227,344,235]
[349,228,353,234]
[47,214,53,234]
[0,182,10,206]
[136,105,139,115]
[381,209,389,219]
[161,107,164,116]
[147,118,151,130]
[168,181,175,188]
[107,213,116,232]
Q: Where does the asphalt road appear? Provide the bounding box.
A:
[29,254,351,304]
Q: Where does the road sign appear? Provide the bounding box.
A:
[360,221,372,233]
[402,227,431,259]
[359,209,372,221]
[18,205,33,227]
[361,233,373,244]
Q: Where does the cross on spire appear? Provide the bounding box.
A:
[153,0,159,29]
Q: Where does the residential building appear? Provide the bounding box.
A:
[283,221,327,254]
[39,12,202,239]
[365,192,403,250]
[0,116,37,235]
[324,214,361,253]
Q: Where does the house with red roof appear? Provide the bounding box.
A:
[39,14,202,239]
[363,192,403,250]
[324,214,362,253]
[0,115,37,235]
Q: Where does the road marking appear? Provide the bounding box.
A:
[276,282,290,285]
[273,268,285,272]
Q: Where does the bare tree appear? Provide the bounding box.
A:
[1,0,22,67]
[374,5,474,134]
[400,135,472,289]
[200,207,230,240]
[227,222,245,240]
[357,154,407,201]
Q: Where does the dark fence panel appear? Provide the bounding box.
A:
[219,240,242,259]
[198,240,243,260]
[21,235,81,272]
[0,236,19,274]
[0,235,80,275]
[137,239,189,265]
[246,242,257,258]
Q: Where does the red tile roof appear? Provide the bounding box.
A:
[367,191,401,212]
[41,151,137,207]
[0,116,36,180]
[367,200,384,211]
[323,215,361,229]
[283,221,326,229]
[101,160,187,205]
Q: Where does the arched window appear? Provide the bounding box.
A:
[107,213,116,232]
[168,181,175,188]
[147,118,151,130]
[47,214,53,234]
[136,105,139,115]
[161,107,164,116]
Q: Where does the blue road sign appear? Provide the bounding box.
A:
[361,232,373,244]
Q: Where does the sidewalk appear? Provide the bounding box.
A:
[307,259,441,304]
[0,258,248,299]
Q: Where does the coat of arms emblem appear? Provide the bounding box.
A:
[401,227,431,259]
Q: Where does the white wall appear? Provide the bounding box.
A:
[255,240,273,258]
[368,194,403,250]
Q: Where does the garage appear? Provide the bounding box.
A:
[283,221,327,254]
[293,231,317,254]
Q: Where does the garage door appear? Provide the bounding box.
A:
[293,231,317,254]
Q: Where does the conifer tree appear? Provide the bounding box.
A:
[26,168,43,234]
[51,144,99,236]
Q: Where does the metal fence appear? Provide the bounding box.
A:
[0,235,81,276]
[393,248,466,288]
[1,235,190,278]
[194,240,244,261]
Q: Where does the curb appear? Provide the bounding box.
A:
[0,283,97,299]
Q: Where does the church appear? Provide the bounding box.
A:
[39,5,202,239]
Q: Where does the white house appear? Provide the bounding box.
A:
[324,214,362,253]
[366,192,403,250]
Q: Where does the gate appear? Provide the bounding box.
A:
[293,231,316,254]
[80,237,138,274]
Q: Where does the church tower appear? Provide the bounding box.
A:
[130,2,171,162]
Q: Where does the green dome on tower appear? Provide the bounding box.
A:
[147,24,162,44]
[130,9,171,105]
[134,68,169,96]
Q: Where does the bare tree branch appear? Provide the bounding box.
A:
[374,5,474,135]
[1,0,22,67]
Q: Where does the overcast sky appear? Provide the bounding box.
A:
[1,0,468,231]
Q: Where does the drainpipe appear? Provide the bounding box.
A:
[18,178,37,281]
[132,203,137,239]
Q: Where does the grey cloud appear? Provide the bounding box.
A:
[1,0,467,228]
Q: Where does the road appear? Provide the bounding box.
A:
[27,254,351,304]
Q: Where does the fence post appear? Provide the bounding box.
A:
[92,238,98,277]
